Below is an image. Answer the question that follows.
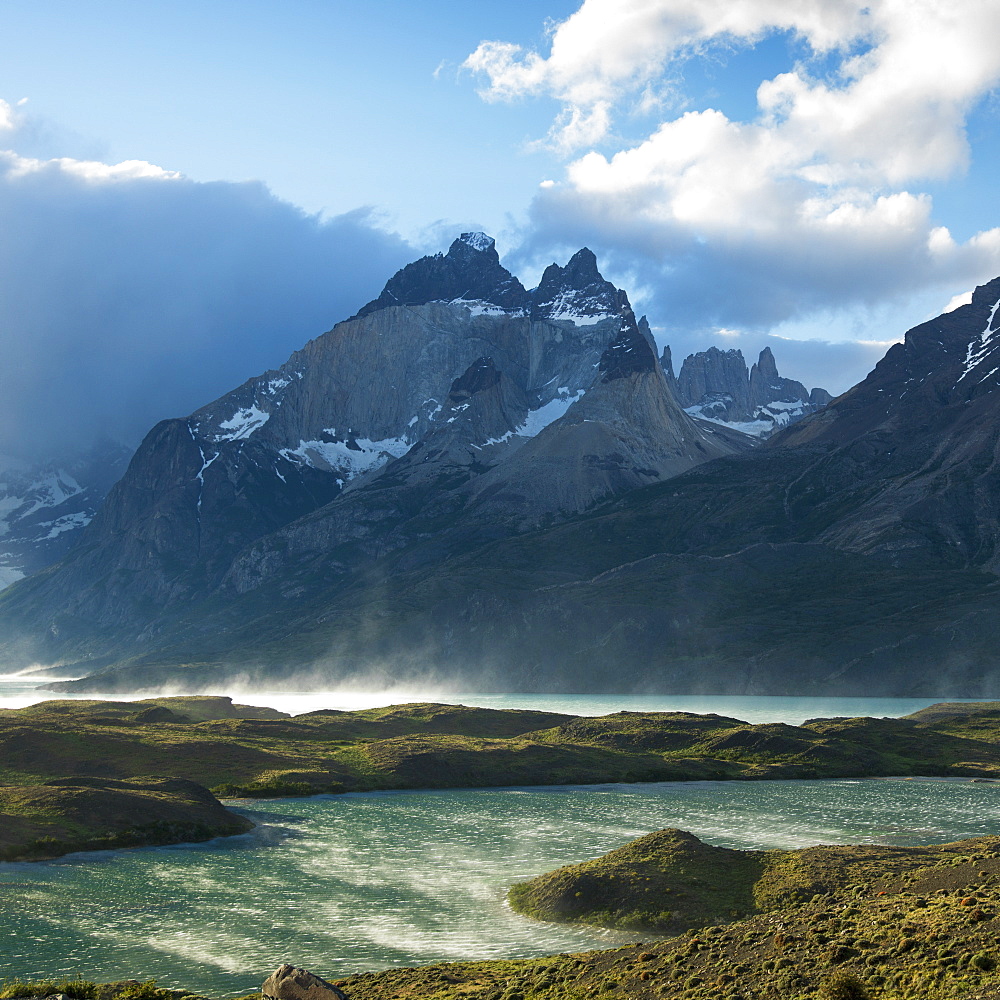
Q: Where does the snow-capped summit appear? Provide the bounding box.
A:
[456,231,495,253]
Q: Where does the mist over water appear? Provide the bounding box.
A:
[3,780,1000,995]
[0,673,982,724]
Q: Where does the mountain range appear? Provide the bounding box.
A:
[4,233,997,697]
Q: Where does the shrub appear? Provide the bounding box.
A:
[816,970,872,1000]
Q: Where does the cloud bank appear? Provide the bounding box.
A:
[467,0,1000,345]
[0,101,412,462]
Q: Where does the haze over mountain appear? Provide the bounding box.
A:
[2,236,1000,697]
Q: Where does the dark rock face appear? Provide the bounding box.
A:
[355,233,530,318]
[262,966,348,1000]
[448,356,501,403]
[600,317,657,382]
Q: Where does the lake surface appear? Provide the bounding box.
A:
[3,778,1000,995]
[0,673,985,723]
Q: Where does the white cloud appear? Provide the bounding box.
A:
[0,149,179,182]
[943,290,974,313]
[473,1,1000,339]
[0,98,17,132]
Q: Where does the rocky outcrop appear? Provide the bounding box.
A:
[748,346,809,408]
[675,347,751,421]
[658,344,680,399]
[674,345,831,436]
[262,966,348,1000]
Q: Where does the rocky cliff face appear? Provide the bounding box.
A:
[670,345,831,435]
[0,235,746,670]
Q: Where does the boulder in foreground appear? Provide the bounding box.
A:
[262,965,348,1000]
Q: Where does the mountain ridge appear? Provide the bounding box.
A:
[8,237,994,697]
[0,234,752,677]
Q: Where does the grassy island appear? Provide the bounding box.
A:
[4,697,1000,803]
[0,775,253,861]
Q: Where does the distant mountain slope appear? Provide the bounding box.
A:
[0,442,132,588]
[0,235,746,675]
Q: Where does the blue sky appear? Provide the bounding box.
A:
[2,0,1000,460]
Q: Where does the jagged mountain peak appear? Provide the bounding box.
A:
[532,247,630,325]
[673,343,828,437]
[355,232,529,318]
[561,246,600,280]
[599,315,657,382]
[754,346,779,377]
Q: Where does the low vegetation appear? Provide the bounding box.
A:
[5,696,1000,861]
[0,775,252,861]
[8,696,1000,996]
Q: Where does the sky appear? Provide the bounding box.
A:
[2,0,1000,462]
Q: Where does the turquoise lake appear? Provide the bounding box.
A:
[3,778,1000,995]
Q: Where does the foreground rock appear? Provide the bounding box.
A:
[0,776,253,861]
[262,965,348,1000]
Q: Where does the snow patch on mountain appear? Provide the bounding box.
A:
[215,405,270,442]
[686,399,808,438]
[39,511,91,539]
[958,298,1000,383]
[458,232,495,253]
[280,433,411,478]
[540,290,616,326]
[520,388,586,436]
[450,299,524,318]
